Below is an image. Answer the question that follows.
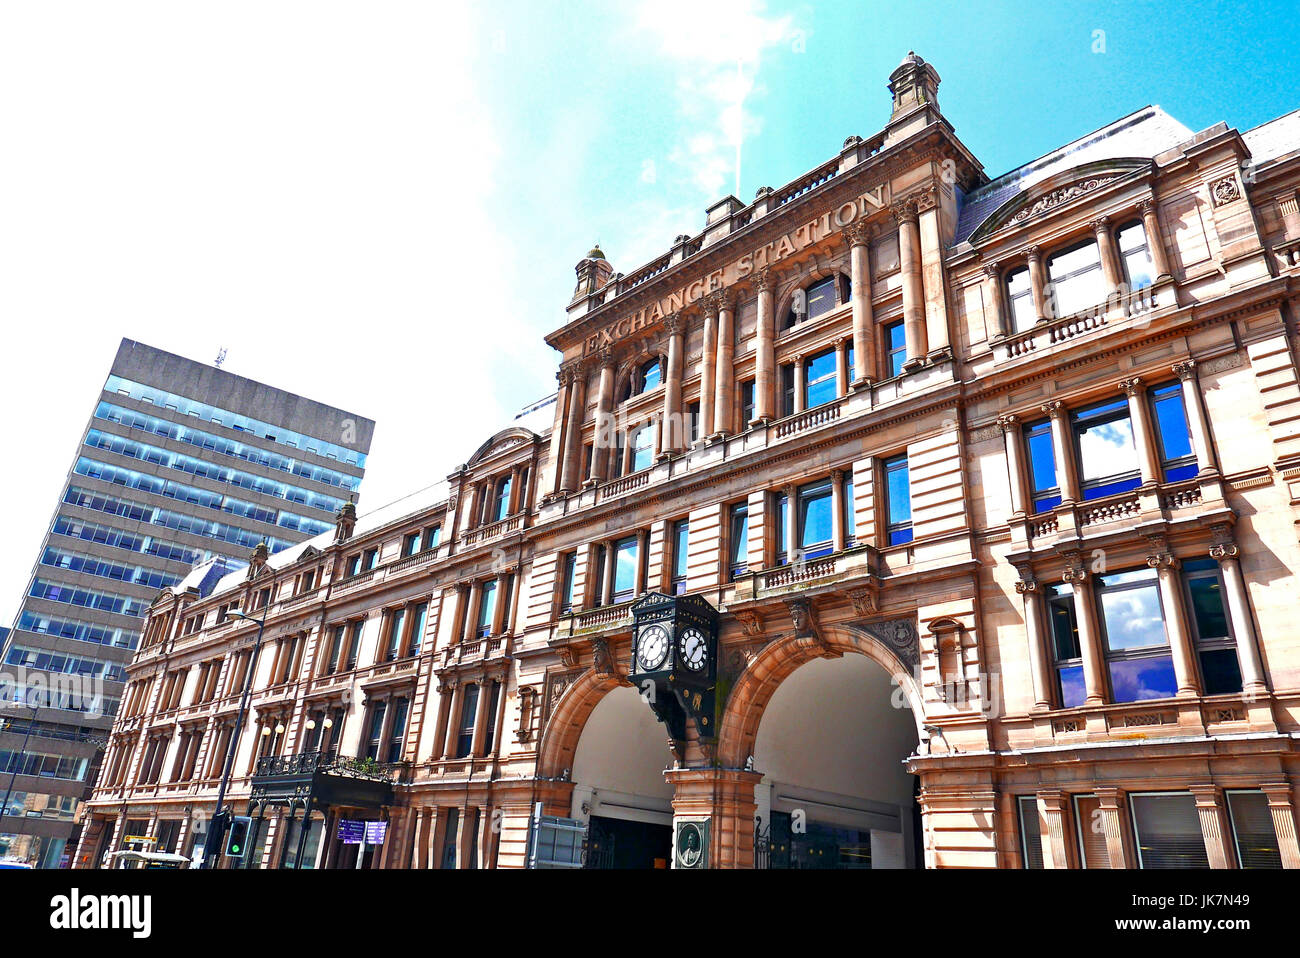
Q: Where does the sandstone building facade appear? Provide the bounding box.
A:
[77,55,1300,869]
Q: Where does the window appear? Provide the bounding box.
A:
[1183,559,1241,695]
[842,475,855,547]
[441,808,460,869]
[1225,791,1283,869]
[344,621,362,671]
[687,401,700,444]
[1024,420,1061,513]
[1096,568,1176,703]
[493,476,512,522]
[476,580,498,638]
[883,455,912,545]
[403,532,420,557]
[1117,220,1155,290]
[1017,796,1044,869]
[421,525,441,552]
[728,502,749,580]
[1150,383,1197,482]
[1129,793,1209,869]
[362,548,378,571]
[1045,583,1085,708]
[483,681,502,754]
[774,491,790,565]
[885,322,907,378]
[456,685,479,758]
[740,380,755,429]
[1047,239,1106,318]
[383,607,405,662]
[558,552,577,614]
[780,364,796,418]
[671,520,689,594]
[1072,399,1140,500]
[589,547,606,609]
[612,536,638,602]
[804,349,837,410]
[407,601,428,657]
[345,554,361,578]
[1006,266,1036,333]
[631,425,655,473]
[784,276,843,328]
[324,625,345,675]
[624,358,662,399]
[797,480,834,559]
[385,698,409,764]
[363,701,387,761]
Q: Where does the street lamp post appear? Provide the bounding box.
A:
[201,608,268,869]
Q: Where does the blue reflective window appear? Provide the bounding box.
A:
[1151,383,1197,482]
[1072,400,1141,500]
[1097,567,1175,704]
[887,323,907,378]
[798,480,834,557]
[884,455,912,545]
[804,349,838,410]
[1024,420,1059,513]
[613,537,638,599]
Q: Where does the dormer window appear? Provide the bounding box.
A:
[784,275,850,329]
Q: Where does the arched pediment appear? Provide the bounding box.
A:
[967,157,1152,245]
[465,426,538,469]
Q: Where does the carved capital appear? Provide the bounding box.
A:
[1091,215,1113,233]
[1040,399,1065,418]
[1138,199,1157,216]
[753,268,776,294]
[981,259,1001,280]
[1118,377,1143,397]
[1025,244,1042,263]
[1209,542,1240,561]
[890,198,919,225]
[702,291,724,319]
[996,414,1020,433]
[1061,553,1089,585]
[663,312,684,336]
[1014,569,1038,594]
[843,220,873,249]
[556,647,578,669]
[1172,360,1197,382]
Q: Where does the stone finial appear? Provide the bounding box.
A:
[334,495,357,544]
[888,50,940,121]
[246,541,270,580]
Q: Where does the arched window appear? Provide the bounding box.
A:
[784,275,850,329]
[619,358,663,403]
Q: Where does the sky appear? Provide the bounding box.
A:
[1,0,1296,625]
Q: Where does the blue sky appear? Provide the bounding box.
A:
[0,0,1295,623]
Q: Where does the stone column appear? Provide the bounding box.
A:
[1139,199,1173,280]
[664,768,763,868]
[634,529,649,595]
[1260,783,1300,869]
[1064,560,1106,705]
[559,362,587,494]
[546,369,570,497]
[601,541,616,605]
[713,292,736,437]
[1017,571,1052,711]
[893,200,928,368]
[1027,245,1049,323]
[590,350,616,482]
[1209,533,1268,695]
[999,415,1027,517]
[699,297,719,440]
[433,684,454,762]
[835,337,850,397]
[440,684,462,759]
[490,574,510,637]
[983,260,1010,338]
[1042,401,1080,503]
[1172,360,1218,474]
[660,314,685,456]
[830,469,846,553]
[1094,787,1132,868]
[1036,790,1072,869]
[1093,216,1122,292]
[846,222,875,386]
[1120,377,1161,485]
[791,354,805,415]
[1147,545,1199,696]
[1188,785,1232,869]
[753,270,776,424]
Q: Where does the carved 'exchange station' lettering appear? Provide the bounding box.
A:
[584,184,888,355]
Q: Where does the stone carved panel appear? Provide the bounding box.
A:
[852,616,920,670]
[542,668,584,726]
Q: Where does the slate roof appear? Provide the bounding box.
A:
[1243,109,1300,165]
[953,106,1196,246]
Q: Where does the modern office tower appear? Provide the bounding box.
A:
[0,338,373,867]
[81,55,1300,871]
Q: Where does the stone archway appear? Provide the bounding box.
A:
[718,623,925,769]
[717,623,927,869]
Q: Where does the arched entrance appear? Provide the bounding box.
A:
[719,624,925,869]
[569,684,674,868]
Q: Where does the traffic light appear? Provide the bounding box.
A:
[224,815,252,859]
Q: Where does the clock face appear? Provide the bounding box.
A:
[636,624,670,672]
[678,627,708,672]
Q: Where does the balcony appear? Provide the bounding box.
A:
[461,513,524,548]
[995,278,1175,364]
[250,749,406,807]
